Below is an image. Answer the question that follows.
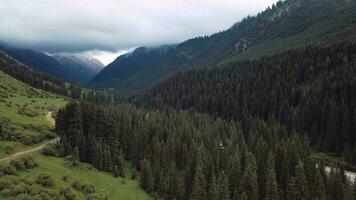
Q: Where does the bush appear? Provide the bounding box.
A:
[0,163,17,175]
[4,145,13,154]
[17,107,39,117]
[0,177,13,191]
[72,180,95,194]
[87,193,107,200]
[36,173,54,187]
[9,159,25,170]
[42,144,58,156]
[59,187,76,200]
[62,175,69,182]
[21,156,37,169]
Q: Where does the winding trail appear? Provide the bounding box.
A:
[0,111,59,162]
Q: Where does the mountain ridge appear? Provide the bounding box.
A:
[89,0,356,92]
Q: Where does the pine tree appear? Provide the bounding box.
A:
[167,162,178,199]
[294,161,309,200]
[286,178,296,200]
[209,173,219,200]
[239,153,259,200]
[140,159,154,193]
[65,102,84,148]
[311,168,326,200]
[117,154,125,178]
[265,156,280,200]
[229,152,242,193]
[328,169,345,200]
[71,146,80,166]
[113,165,119,177]
[191,165,207,200]
[217,171,230,200]
[72,146,80,161]
[343,142,353,164]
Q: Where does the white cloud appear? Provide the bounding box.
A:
[78,48,136,65]
[0,0,278,56]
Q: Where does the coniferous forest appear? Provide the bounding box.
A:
[1,0,356,199]
[56,101,356,200]
[136,43,356,164]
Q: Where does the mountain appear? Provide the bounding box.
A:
[136,42,356,163]
[89,0,356,92]
[0,45,103,84]
[52,53,104,83]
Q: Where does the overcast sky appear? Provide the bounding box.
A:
[0,0,278,64]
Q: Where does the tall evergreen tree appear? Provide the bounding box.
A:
[239,153,259,200]
[217,171,230,200]
[191,165,207,200]
[294,161,310,200]
[264,153,280,200]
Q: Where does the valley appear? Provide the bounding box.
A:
[1,0,356,199]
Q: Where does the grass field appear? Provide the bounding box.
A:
[0,70,66,157]
[17,153,151,200]
[0,70,67,127]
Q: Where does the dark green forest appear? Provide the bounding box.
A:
[137,43,356,164]
[56,101,356,200]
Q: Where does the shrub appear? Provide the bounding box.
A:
[62,175,69,182]
[42,144,58,156]
[36,173,54,187]
[20,156,37,169]
[59,187,76,200]
[4,145,13,154]
[17,107,39,117]
[0,177,13,191]
[72,180,95,194]
[9,159,25,170]
[0,163,17,175]
[87,193,107,200]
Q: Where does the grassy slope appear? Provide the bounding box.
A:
[0,70,66,157]
[17,153,151,200]
[0,70,66,126]
[0,70,151,200]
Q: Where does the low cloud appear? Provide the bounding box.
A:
[0,0,278,63]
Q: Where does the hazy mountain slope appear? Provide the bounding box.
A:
[0,45,103,84]
[89,0,356,92]
[52,54,104,83]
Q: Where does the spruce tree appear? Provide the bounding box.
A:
[265,164,280,200]
[294,161,309,200]
[113,165,119,177]
[140,159,154,193]
[208,173,219,200]
[311,169,326,200]
[191,165,207,200]
[217,171,230,200]
[71,146,80,166]
[239,153,259,200]
[117,154,125,178]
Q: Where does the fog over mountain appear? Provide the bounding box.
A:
[0,0,278,64]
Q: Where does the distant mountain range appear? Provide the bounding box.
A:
[0,45,104,84]
[89,0,356,92]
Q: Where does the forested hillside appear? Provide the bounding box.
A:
[90,0,356,92]
[138,43,356,164]
[56,101,356,200]
[0,45,102,84]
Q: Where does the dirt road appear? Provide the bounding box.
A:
[0,111,58,162]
